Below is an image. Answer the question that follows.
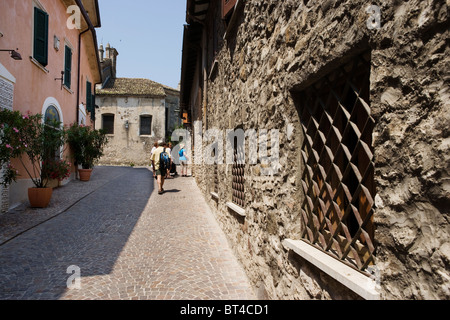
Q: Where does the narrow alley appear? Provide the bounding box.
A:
[0,166,256,300]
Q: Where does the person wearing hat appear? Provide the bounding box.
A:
[151,140,171,194]
[179,143,189,177]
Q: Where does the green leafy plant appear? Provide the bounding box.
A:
[0,109,67,188]
[42,159,71,181]
[0,109,25,187]
[66,123,108,169]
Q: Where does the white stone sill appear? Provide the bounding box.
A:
[210,191,219,199]
[30,57,49,74]
[283,239,380,300]
[226,202,246,217]
[63,85,73,94]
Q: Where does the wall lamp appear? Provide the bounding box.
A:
[55,71,65,90]
[0,49,22,60]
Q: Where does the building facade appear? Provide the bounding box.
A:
[95,45,181,166]
[0,0,102,211]
[180,0,449,299]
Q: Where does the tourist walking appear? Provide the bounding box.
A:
[179,144,189,177]
[151,140,171,194]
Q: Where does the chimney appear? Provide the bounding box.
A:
[99,44,104,62]
[102,43,119,79]
[105,43,111,59]
[111,47,119,79]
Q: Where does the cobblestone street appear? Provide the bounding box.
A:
[0,166,256,300]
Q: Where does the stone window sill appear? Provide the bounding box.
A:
[210,191,219,199]
[208,59,218,80]
[30,57,49,74]
[226,202,246,217]
[282,239,381,300]
[63,85,73,94]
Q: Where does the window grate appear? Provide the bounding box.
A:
[214,153,219,194]
[298,51,376,272]
[232,137,245,208]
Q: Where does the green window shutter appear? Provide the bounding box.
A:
[33,7,49,67]
[91,94,96,121]
[64,46,72,88]
[86,81,92,112]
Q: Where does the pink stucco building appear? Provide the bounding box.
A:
[0,0,102,210]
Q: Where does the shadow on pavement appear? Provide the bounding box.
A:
[0,166,154,300]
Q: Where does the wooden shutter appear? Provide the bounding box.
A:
[222,0,237,19]
[86,81,92,112]
[91,93,95,121]
[64,46,72,88]
[33,7,49,67]
[86,81,96,121]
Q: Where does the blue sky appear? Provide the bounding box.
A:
[96,0,187,89]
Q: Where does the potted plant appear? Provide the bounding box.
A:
[0,109,67,208]
[0,109,24,188]
[66,123,108,181]
[42,158,72,185]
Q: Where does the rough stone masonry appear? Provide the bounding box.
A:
[192,0,449,299]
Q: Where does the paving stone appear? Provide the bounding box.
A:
[0,166,256,300]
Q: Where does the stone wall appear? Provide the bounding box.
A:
[1,68,15,214]
[194,0,449,299]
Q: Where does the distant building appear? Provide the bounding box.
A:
[95,45,181,166]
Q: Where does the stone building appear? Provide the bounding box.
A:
[179,0,449,299]
[95,45,181,166]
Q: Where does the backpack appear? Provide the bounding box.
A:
[179,148,184,157]
[159,148,170,172]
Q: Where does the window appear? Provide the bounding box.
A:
[102,114,114,135]
[64,46,72,89]
[232,136,245,208]
[140,115,152,136]
[44,104,62,160]
[297,51,376,272]
[44,105,60,123]
[33,6,49,67]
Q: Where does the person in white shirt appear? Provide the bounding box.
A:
[150,142,158,177]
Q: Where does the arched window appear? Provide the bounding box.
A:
[42,98,63,161]
[44,105,60,124]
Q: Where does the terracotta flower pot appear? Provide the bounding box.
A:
[79,169,93,181]
[28,187,53,208]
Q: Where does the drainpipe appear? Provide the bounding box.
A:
[76,28,89,125]
[74,0,102,126]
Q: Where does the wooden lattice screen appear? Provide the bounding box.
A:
[298,51,376,272]
[232,137,245,207]
[214,163,219,194]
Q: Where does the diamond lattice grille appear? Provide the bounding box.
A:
[298,52,376,271]
[232,137,245,208]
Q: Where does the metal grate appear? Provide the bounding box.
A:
[232,137,245,207]
[298,51,376,272]
[214,163,219,194]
